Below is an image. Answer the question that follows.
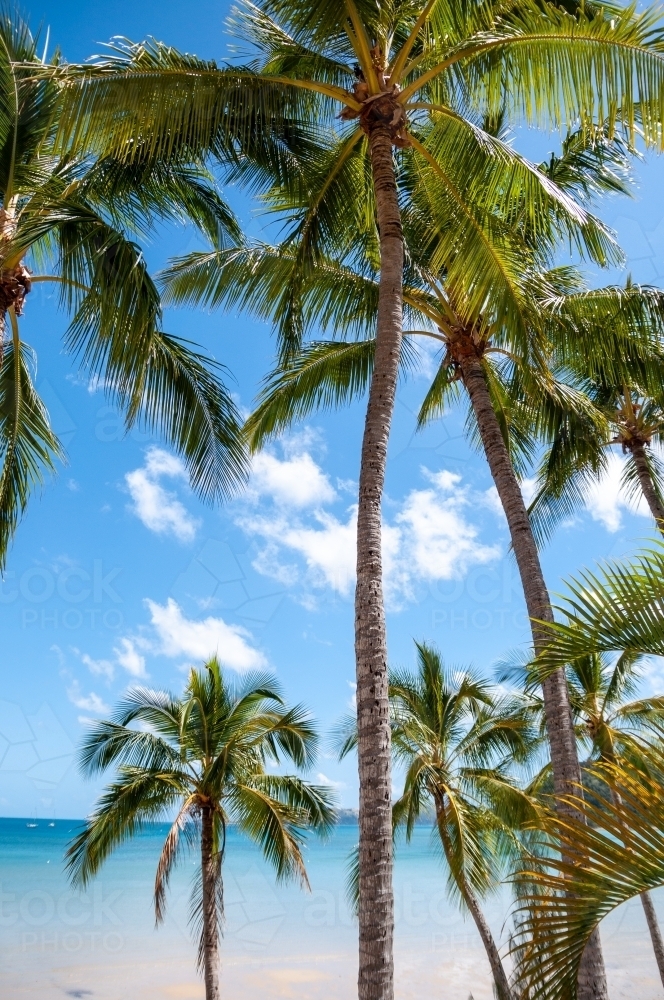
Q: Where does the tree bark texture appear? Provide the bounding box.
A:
[354,114,403,1000]
[631,441,664,536]
[458,352,609,1000]
[201,805,221,1000]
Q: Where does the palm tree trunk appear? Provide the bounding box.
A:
[201,804,221,1000]
[457,351,609,1000]
[630,441,664,535]
[353,102,404,1000]
[435,796,512,999]
[463,883,513,1000]
[640,889,664,987]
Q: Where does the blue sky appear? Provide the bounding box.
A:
[1,0,664,818]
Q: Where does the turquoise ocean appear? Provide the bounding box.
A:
[1,818,662,999]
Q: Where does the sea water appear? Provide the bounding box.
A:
[0,818,662,999]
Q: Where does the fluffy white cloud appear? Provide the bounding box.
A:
[250,451,336,508]
[239,460,500,605]
[244,508,358,594]
[317,772,346,790]
[145,598,266,671]
[114,637,147,678]
[394,471,499,588]
[125,447,199,543]
[67,681,109,715]
[77,650,114,680]
[584,452,650,532]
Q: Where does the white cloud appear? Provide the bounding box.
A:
[125,447,199,543]
[114,637,147,678]
[67,681,109,715]
[74,648,114,680]
[520,477,538,507]
[584,452,650,532]
[239,460,500,606]
[241,507,357,595]
[317,772,346,790]
[393,471,499,590]
[250,451,336,508]
[145,598,266,671]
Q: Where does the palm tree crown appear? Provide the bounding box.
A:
[0,12,249,568]
[66,659,335,1000]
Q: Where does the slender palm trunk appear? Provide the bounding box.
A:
[457,351,608,1000]
[640,890,664,987]
[353,104,404,1000]
[630,441,664,535]
[201,805,221,1000]
[463,884,513,1000]
[435,798,512,999]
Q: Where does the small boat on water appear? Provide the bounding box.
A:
[25,821,38,828]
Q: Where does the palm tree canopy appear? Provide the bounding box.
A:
[48,0,664,371]
[339,641,540,901]
[536,541,664,671]
[66,659,335,928]
[0,12,250,569]
[524,285,664,545]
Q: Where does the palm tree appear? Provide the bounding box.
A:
[527,319,664,541]
[337,641,539,1000]
[388,642,538,1000]
[0,12,249,567]
[66,658,335,1000]
[57,6,664,996]
[500,645,664,985]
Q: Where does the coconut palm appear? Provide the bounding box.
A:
[56,5,664,996]
[388,643,538,1000]
[336,641,539,1000]
[0,12,250,568]
[65,658,335,1000]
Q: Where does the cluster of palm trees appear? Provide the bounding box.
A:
[5,0,664,998]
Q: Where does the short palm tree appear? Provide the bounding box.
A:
[340,641,538,1000]
[56,6,664,996]
[66,658,335,1000]
[0,12,248,567]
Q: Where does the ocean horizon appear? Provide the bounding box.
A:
[1,816,662,999]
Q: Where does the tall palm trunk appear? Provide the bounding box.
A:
[457,350,609,1000]
[435,799,513,1000]
[201,804,221,1000]
[354,99,404,1000]
[630,441,664,534]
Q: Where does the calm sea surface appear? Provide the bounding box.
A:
[1,818,662,999]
